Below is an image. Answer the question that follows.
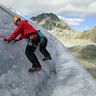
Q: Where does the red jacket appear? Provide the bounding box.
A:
[7,20,38,42]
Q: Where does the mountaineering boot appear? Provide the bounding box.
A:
[42,56,52,61]
[28,66,42,72]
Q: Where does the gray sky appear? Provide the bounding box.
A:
[0,0,96,17]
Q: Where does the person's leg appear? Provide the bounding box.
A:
[25,45,41,68]
[39,37,51,60]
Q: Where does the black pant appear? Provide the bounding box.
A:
[25,37,51,68]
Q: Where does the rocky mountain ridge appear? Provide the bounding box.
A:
[31,13,71,30]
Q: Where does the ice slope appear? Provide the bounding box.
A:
[0,4,96,96]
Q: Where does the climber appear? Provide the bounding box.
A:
[4,16,52,72]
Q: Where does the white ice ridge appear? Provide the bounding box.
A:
[0,4,96,96]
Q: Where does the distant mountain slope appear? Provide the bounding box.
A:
[75,27,96,42]
[31,13,71,30]
[31,13,96,43]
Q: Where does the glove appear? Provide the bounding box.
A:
[13,39,19,43]
[3,38,7,41]
[3,39,9,43]
[30,35,35,40]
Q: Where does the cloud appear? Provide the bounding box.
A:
[58,16,84,26]
[57,1,96,17]
[0,0,96,17]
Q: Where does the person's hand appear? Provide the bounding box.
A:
[30,35,34,39]
[3,38,7,42]
[3,39,9,43]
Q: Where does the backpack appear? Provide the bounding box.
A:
[37,30,44,39]
[37,30,47,45]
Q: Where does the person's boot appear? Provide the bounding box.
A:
[28,65,42,72]
[42,56,52,61]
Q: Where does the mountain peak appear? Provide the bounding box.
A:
[31,13,71,30]
[32,13,60,22]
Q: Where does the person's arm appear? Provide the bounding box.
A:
[7,24,23,43]
[12,34,24,43]
[17,34,24,41]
